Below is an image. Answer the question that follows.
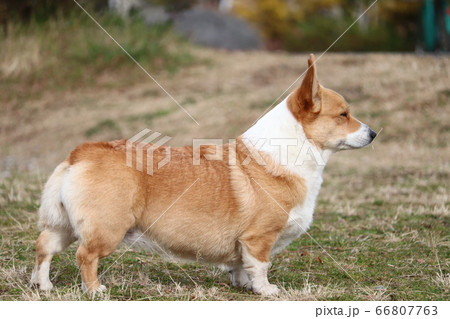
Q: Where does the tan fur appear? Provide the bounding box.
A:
[63,139,305,264]
[33,138,306,293]
[32,54,373,295]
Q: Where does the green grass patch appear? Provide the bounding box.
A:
[0,11,194,103]
[249,99,275,110]
[85,119,121,138]
[126,109,173,124]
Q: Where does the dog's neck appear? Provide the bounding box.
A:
[241,96,333,178]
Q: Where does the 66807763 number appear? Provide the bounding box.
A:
[375,306,438,316]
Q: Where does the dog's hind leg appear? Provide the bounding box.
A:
[76,237,124,294]
[229,264,251,289]
[31,161,75,290]
[76,222,133,294]
[76,244,106,294]
[31,228,76,290]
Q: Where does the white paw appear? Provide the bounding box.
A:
[232,278,252,290]
[82,282,107,294]
[254,284,280,296]
[30,272,38,285]
[230,271,251,289]
[39,280,54,291]
[97,285,107,293]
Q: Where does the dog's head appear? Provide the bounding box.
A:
[288,54,376,151]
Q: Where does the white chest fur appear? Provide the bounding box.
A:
[242,97,332,255]
[271,171,323,254]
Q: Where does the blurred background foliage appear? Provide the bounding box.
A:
[0,0,448,58]
[232,0,423,51]
[0,0,192,97]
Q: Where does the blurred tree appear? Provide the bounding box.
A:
[234,0,346,49]
[233,0,341,41]
[376,0,421,49]
[233,0,427,51]
[233,0,290,40]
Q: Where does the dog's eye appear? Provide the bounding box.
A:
[340,112,348,118]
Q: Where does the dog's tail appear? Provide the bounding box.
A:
[38,161,71,230]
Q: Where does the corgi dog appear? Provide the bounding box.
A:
[31,55,376,296]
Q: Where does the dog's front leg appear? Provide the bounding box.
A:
[240,242,280,296]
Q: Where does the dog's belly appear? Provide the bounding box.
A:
[122,229,199,263]
[122,230,176,258]
[271,204,314,255]
[121,229,238,264]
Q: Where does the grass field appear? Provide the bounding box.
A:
[0,22,449,300]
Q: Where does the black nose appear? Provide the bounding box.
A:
[369,129,377,139]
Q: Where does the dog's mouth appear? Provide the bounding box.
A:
[337,141,357,150]
[336,135,375,150]
[335,140,360,150]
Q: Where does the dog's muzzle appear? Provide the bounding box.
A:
[342,124,376,149]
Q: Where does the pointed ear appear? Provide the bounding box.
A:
[297,54,321,113]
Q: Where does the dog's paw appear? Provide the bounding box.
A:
[82,283,107,294]
[232,279,252,290]
[254,284,280,296]
[30,271,53,291]
[39,280,54,291]
[230,270,251,289]
[97,285,107,293]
